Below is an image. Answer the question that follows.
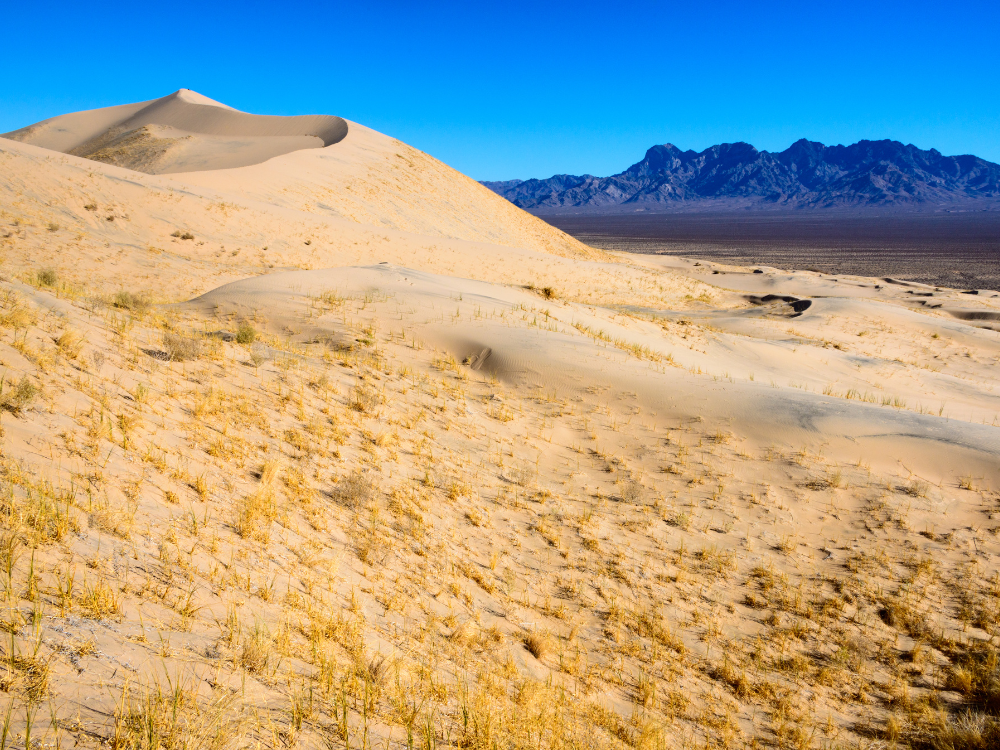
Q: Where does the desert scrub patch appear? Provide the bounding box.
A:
[667,510,692,530]
[2,642,52,703]
[113,290,151,314]
[0,291,36,329]
[332,470,378,510]
[349,381,384,414]
[0,471,80,545]
[111,673,244,749]
[36,267,58,287]
[170,230,195,240]
[525,283,557,299]
[238,622,271,674]
[162,332,202,361]
[79,578,121,620]
[235,320,257,345]
[233,487,277,544]
[617,478,643,503]
[0,375,37,415]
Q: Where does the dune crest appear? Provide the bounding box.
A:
[1,88,348,173]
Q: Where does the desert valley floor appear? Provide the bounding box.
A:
[0,92,998,749]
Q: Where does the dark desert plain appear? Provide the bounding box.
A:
[537,210,1000,292]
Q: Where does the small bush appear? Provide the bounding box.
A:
[84,203,97,211]
[162,333,201,361]
[37,268,58,287]
[0,294,35,329]
[541,286,556,299]
[47,222,60,232]
[358,654,388,686]
[333,470,377,509]
[349,382,383,414]
[113,290,150,314]
[235,320,257,345]
[1,376,37,414]
[248,342,268,368]
[618,479,642,503]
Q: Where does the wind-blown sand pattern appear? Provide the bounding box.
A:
[0,93,998,749]
[2,89,348,174]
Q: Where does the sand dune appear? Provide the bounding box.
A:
[2,89,348,173]
[0,94,998,749]
[178,120,597,257]
[189,263,1000,485]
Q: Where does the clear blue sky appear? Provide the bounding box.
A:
[3,1,998,180]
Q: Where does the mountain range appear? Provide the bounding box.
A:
[482,139,1000,211]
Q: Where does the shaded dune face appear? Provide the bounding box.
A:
[1,89,348,174]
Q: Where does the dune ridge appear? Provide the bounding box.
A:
[2,89,348,173]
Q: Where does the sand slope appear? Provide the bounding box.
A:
[2,89,348,173]
[0,94,998,749]
[189,263,1000,484]
[178,120,597,257]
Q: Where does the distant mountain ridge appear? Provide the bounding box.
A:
[482,139,1000,211]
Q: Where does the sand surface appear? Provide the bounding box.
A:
[0,93,998,749]
[2,89,347,173]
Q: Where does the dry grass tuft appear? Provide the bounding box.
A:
[523,630,552,661]
[332,470,378,509]
[349,381,383,414]
[162,332,202,361]
[56,329,85,359]
[238,623,271,674]
[112,673,243,749]
[0,376,37,415]
[113,290,151,314]
[234,488,276,543]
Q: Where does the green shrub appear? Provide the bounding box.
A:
[236,321,257,345]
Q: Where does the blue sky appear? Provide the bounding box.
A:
[3,1,998,180]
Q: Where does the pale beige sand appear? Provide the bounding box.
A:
[2,89,347,173]
[0,94,998,749]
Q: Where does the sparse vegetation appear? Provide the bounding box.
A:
[162,332,201,361]
[0,101,997,750]
[0,376,37,414]
[235,320,256,345]
[113,290,150,314]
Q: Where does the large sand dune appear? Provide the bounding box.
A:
[2,88,348,173]
[0,94,998,749]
